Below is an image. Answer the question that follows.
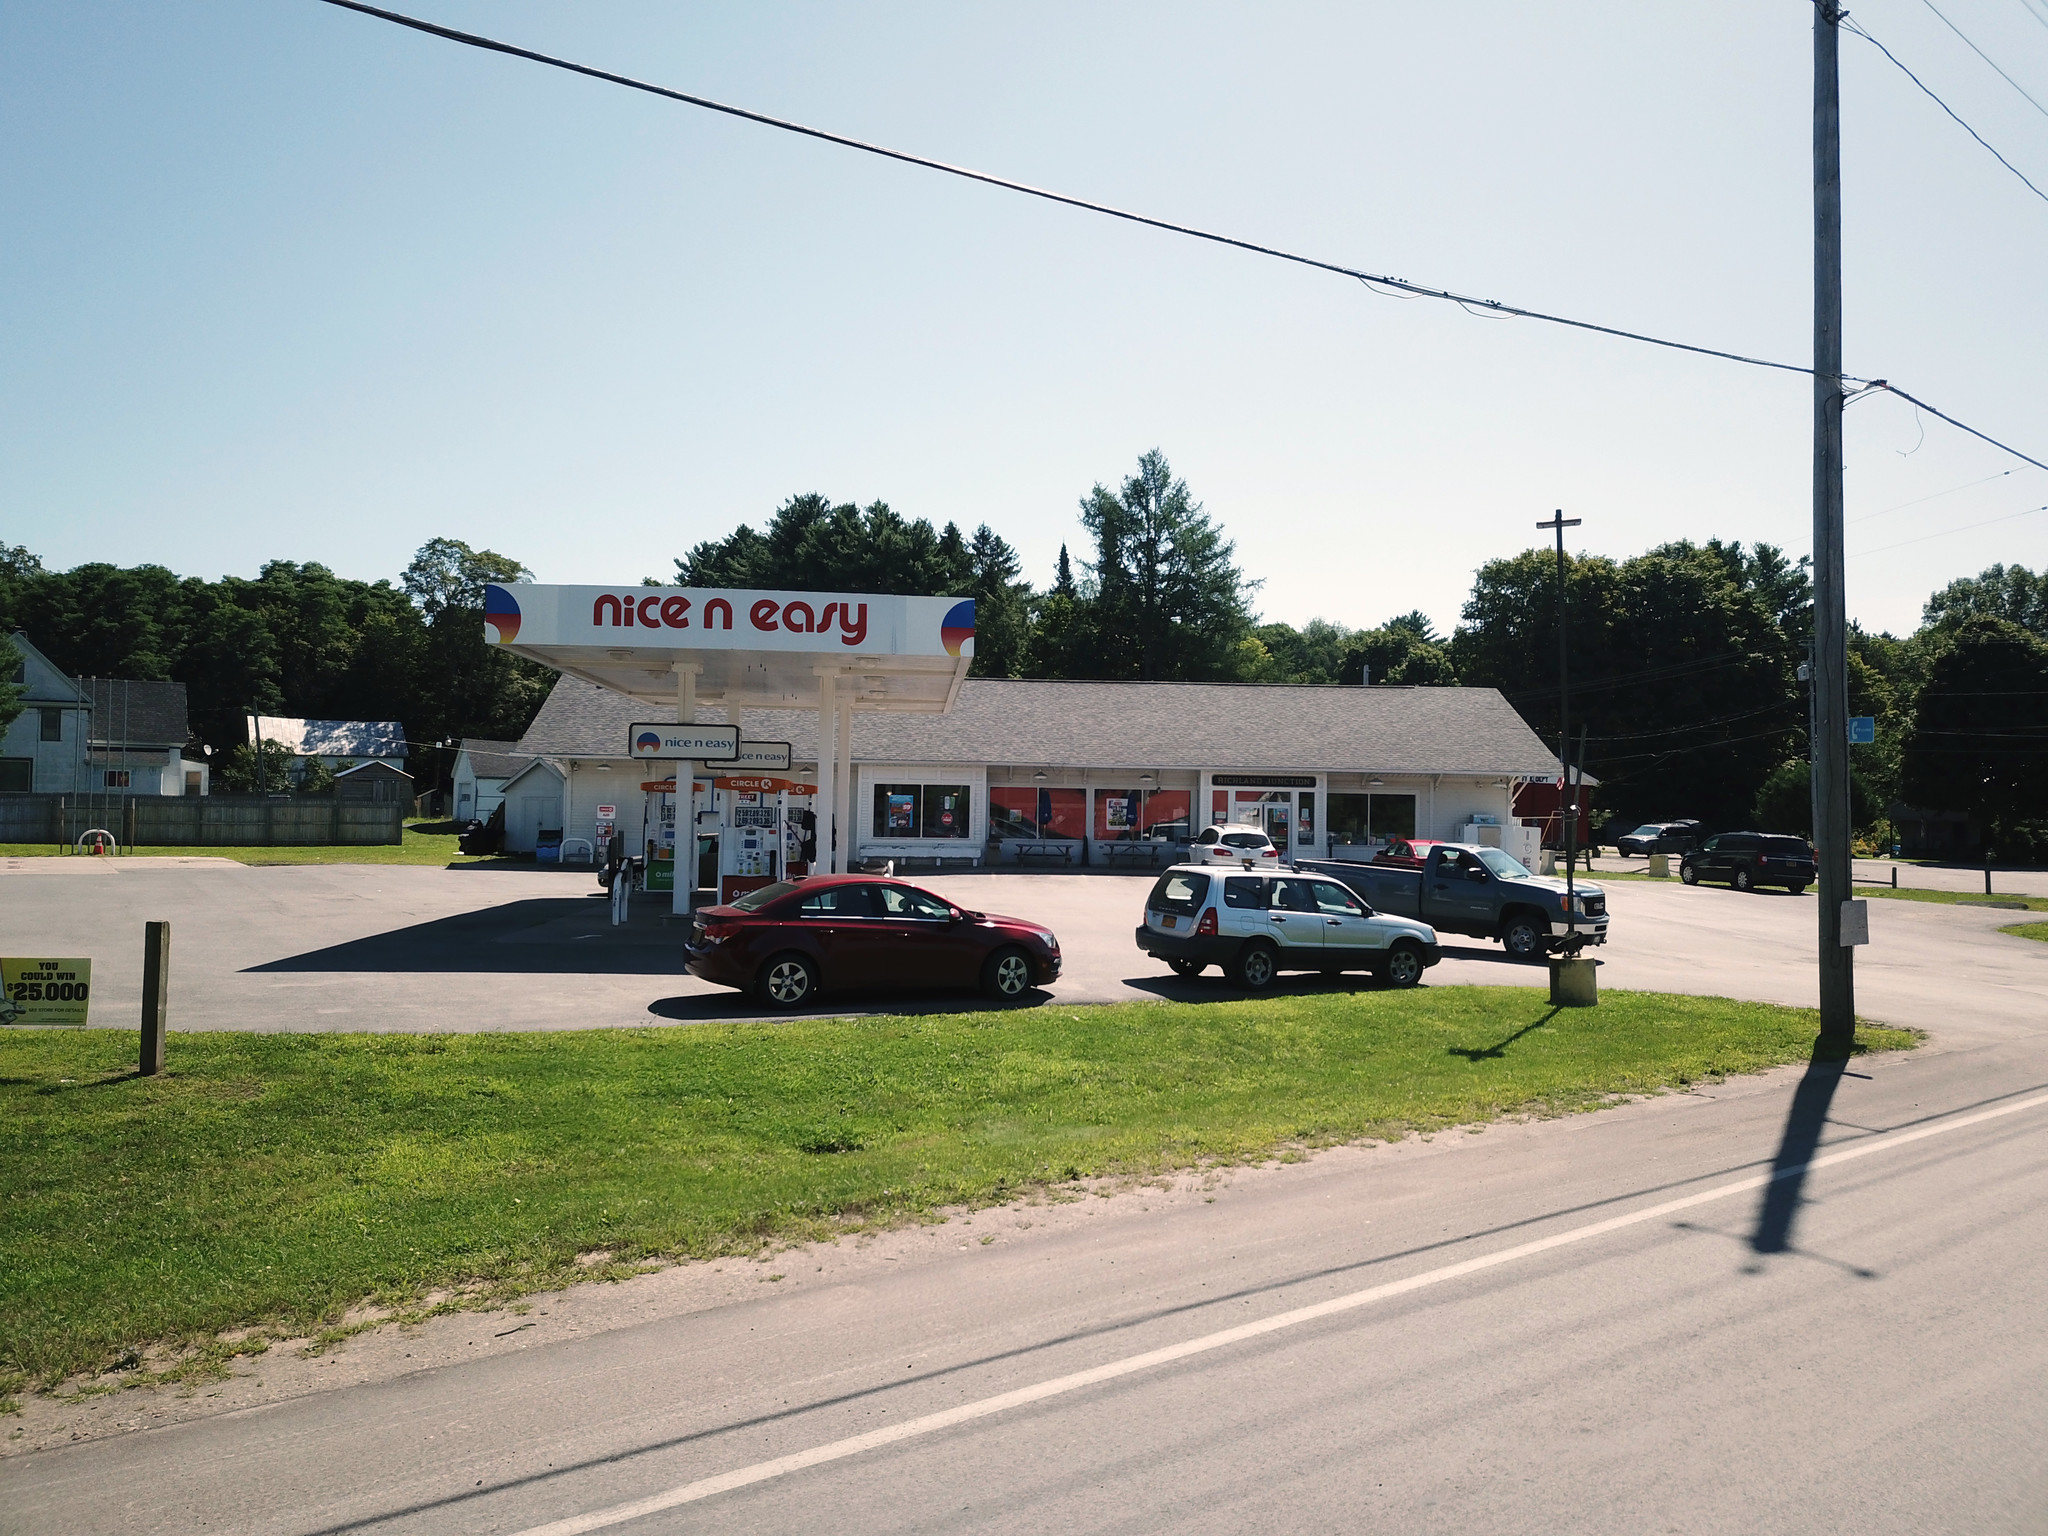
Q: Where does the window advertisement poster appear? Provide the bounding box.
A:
[1,958,92,1026]
[885,791,917,833]
[1104,795,1132,832]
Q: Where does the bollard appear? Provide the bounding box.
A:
[1549,956,1598,1007]
[1891,867,1897,888]
[140,921,169,1075]
[1648,852,1670,880]
[1540,848,1557,876]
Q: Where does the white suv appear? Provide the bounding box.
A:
[1134,863,1441,989]
[1189,823,1280,866]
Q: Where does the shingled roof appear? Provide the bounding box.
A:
[519,675,1562,779]
[84,678,192,749]
[458,738,532,779]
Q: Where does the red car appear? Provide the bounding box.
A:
[1371,838,1448,869]
[684,875,1062,1009]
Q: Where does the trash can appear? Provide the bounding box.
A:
[535,829,563,864]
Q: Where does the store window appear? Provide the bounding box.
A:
[1092,788,1195,844]
[986,786,1083,840]
[1328,793,1417,843]
[40,708,63,742]
[871,782,972,840]
[0,759,30,793]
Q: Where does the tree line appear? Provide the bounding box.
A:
[3,449,2042,852]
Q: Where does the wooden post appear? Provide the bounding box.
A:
[140,921,169,1075]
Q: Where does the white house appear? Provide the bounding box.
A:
[2,635,208,796]
[498,756,567,854]
[452,738,529,824]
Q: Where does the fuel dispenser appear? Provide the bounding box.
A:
[711,775,818,904]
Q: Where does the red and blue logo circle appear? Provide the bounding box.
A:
[635,730,664,754]
[941,599,975,658]
[483,583,521,644]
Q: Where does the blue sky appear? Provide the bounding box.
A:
[4,0,2045,638]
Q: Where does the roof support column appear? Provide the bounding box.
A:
[673,663,700,725]
[813,669,840,875]
[834,690,855,875]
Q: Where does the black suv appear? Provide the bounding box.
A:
[1680,832,1816,894]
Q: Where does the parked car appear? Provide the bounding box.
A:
[1680,832,1816,893]
[1189,824,1281,866]
[1371,838,1449,869]
[1135,864,1441,989]
[1614,820,1702,856]
[1298,843,1608,960]
[684,875,1062,1009]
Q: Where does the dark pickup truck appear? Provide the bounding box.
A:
[1297,843,1608,959]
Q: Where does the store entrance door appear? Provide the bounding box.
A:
[1263,799,1292,854]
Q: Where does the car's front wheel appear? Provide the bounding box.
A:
[981,947,1035,1001]
[1233,941,1278,990]
[1501,914,1547,960]
[757,953,818,1010]
[1680,863,1700,885]
[1383,941,1425,989]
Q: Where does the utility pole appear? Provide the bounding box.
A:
[1813,1,1856,1046]
[1538,509,1582,948]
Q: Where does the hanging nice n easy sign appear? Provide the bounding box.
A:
[0,958,93,1026]
[482,585,975,658]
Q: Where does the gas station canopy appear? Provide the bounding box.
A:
[482,583,973,713]
[482,582,975,888]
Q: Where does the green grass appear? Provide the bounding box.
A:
[0,825,527,868]
[0,990,1915,1395]
[1855,884,2048,913]
[1998,922,2048,943]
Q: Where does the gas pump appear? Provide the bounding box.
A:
[713,776,818,904]
[639,775,678,895]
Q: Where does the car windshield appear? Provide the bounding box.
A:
[1627,824,1663,837]
[730,881,799,912]
[1476,848,1534,880]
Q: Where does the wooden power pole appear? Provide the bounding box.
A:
[1813,1,1856,1046]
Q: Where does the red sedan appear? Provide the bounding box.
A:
[684,875,1063,1010]
[1371,838,1448,869]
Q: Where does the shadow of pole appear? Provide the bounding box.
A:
[1749,1041,1850,1255]
[1447,1007,1562,1062]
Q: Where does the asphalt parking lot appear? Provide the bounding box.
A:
[4,856,2042,1043]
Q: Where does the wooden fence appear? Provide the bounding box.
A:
[0,794,405,847]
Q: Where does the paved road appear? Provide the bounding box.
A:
[6,1006,2046,1533]
[3,859,2041,1038]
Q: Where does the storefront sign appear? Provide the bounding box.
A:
[1212,773,1317,789]
[629,724,740,760]
[702,740,793,772]
[485,585,974,658]
[1,958,92,1026]
[595,804,617,821]
[712,776,818,795]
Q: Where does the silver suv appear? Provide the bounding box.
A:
[1135,863,1442,990]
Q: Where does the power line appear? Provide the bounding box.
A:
[314,0,1816,378]
[315,1,2048,482]
[1850,503,2048,559]
[1849,467,2013,524]
[1843,15,2048,207]
[1919,0,2048,121]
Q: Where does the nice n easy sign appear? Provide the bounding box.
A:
[483,585,975,659]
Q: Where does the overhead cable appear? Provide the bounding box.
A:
[314,0,2048,479]
[1843,15,2048,207]
[1918,0,2048,121]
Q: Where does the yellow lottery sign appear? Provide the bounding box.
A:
[1,959,93,1026]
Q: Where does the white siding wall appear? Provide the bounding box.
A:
[561,759,641,860]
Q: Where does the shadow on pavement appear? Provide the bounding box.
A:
[643,989,1053,1024]
[1749,1042,1849,1256]
[245,895,693,975]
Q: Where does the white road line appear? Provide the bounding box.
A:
[511,1088,2048,1536]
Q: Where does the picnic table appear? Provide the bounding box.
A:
[1101,842,1164,869]
[1012,841,1076,864]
